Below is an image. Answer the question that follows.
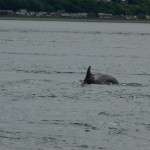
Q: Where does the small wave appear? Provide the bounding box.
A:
[98,112,122,117]
[1,28,150,37]
[119,83,143,87]
[13,69,50,74]
[135,94,150,99]
[115,92,150,100]
[38,94,57,98]
[77,145,105,149]
[43,120,100,131]
[73,80,83,86]
[83,31,150,36]
[0,79,33,86]
[124,73,150,76]
[0,130,26,140]
[69,122,100,131]
[141,123,150,131]
[77,145,89,148]
[0,51,65,57]
[36,136,57,144]
[54,71,75,74]
[13,68,80,75]
[108,127,128,135]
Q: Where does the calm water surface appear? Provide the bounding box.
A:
[0,20,150,150]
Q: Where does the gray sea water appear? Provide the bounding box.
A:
[0,20,150,150]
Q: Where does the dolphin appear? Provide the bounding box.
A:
[83,66,119,85]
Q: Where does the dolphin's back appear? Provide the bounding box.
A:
[83,66,119,85]
[92,73,119,84]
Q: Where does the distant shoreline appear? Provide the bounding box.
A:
[0,16,150,23]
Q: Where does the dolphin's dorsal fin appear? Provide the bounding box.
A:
[84,66,91,83]
[86,66,91,78]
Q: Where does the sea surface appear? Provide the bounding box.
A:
[0,20,150,150]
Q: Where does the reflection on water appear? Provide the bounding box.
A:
[0,20,150,150]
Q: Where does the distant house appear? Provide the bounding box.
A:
[28,12,36,16]
[122,0,128,3]
[16,9,28,16]
[98,0,128,3]
[138,14,150,20]
[35,12,47,16]
[50,11,64,17]
[70,13,88,18]
[60,13,71,17]
[54,12,88,18]
[146,15,150,19]
[98,13,113,19]
[0,10,14,15]
[97,0,110,2]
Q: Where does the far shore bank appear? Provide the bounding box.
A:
[0,16,150,23]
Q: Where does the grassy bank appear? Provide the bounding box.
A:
[0,16,150,23]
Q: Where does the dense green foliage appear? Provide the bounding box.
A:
[0,0,150,15]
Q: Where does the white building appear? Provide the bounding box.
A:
[98,13,113,19]
[16,9,28,15]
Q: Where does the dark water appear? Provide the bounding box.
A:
[0,20,150,150]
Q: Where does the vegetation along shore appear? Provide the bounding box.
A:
[0,0,150,21]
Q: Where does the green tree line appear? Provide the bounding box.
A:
[0,0,150,15]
